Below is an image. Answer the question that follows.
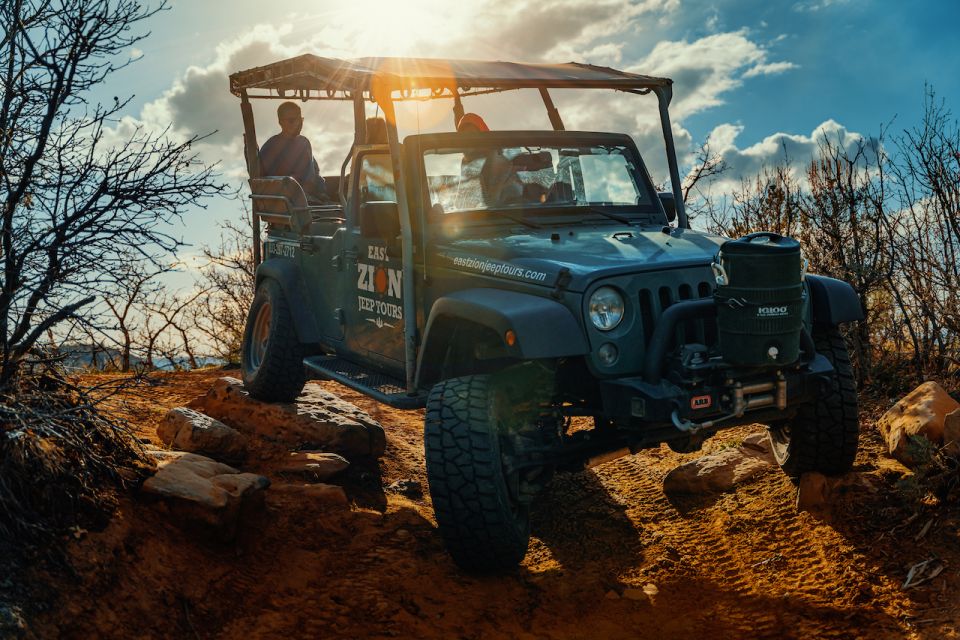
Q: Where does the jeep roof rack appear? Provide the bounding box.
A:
[229,54,672,100]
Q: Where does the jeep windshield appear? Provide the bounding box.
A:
[421,139,663,224]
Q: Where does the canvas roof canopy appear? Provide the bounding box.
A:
[229,54,672,100]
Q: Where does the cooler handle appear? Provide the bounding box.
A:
[742,231,784,244]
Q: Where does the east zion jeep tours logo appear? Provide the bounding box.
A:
[357,244,402,328]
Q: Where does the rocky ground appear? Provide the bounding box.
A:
[16,369,960,639]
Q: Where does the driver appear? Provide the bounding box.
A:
[259,101,328,201]
[455,113,522,208]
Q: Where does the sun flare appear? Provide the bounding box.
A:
[336,0,462,57]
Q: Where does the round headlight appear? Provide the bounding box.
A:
[589,287,625,331]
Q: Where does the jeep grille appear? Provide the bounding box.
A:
[638,279,717,348]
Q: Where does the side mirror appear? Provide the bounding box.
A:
[359,201,401,239]
[658,192,677,223]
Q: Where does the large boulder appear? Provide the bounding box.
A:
[157,407,247,463]
[877,382,960,467]
[141,450,269,540]
[663,432,776,495]
[188,378,385,459]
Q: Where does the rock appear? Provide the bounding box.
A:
[386,478,423,499]
[662,435,774,495]
[277,451,349,481]
[158,407,247,463]
[944,409,960,458]
[188,378,385,459]
[268,482,349,505]
[796,472,831,512]
[740,432,775,461]
[796,471,880,517]
[622,588,646,601]
[877,381,960,467]
[140,450,269,540]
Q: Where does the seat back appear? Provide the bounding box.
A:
[248,177,311,234]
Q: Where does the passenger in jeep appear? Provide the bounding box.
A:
[455,113,522,208]
[259,101,328,201]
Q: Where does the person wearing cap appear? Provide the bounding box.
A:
[455,113,522,208]
[259,101,328,201]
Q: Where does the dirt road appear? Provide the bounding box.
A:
[32,370,959,639]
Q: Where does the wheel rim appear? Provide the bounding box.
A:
[248,301,272,371]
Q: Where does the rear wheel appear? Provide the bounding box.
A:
[425,374,535,572]
[241,279,305,402]
[769,326,859,476]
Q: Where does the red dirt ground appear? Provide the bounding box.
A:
[26,369,960,639]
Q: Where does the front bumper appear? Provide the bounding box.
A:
[597,352,833,433]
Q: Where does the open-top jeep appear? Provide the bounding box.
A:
[229,56,862,571]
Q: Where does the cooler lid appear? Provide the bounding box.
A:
[720,232,801,256]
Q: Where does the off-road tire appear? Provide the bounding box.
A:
[769,326,859,477]
[241,278,306,402]
[425,375,530,572]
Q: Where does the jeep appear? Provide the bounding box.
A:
[230,55,862,571]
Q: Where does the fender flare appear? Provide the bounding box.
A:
[415,289,589,388]
[806,274,864,326]
[255,258,322,345]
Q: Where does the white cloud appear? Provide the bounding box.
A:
[742,61,798,78]
[633,30,797,120]
[701,119,873,190]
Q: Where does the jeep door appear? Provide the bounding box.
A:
[342,147,406,370]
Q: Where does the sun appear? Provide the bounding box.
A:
[336,0,463,57]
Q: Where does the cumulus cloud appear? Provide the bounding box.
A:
[701,119,875,191]
[633,30,796,120]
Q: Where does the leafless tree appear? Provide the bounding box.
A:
[0,0,226,386]
[682,141,728,223]
[191,215,256,364]
[98,254,173,371]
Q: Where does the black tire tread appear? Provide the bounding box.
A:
[776,326,859,476]
[241,279,306,402]
[424,375,529,572]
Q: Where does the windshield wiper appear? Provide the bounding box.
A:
[488,210,542,229]
[582,207,635,227]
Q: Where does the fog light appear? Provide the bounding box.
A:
[598,343,619,366]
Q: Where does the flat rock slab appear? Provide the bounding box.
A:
[276,451,349,481]
[188,377,385,459]
[877,381,960,467]
[157,407,247,463]
[663,432,776,496]
[141,450,269,540]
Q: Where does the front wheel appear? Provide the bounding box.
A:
[769,326,859,477]
[241,278,306,402]
[424,375,530,572]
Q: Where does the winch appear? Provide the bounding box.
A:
[712,232,806,367]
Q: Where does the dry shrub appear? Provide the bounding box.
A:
[0,363,153,545]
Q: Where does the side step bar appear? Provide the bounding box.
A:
[303,356,426,409]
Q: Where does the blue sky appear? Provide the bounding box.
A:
[92,0,960,265]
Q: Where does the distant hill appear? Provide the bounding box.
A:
[53,343,223,372]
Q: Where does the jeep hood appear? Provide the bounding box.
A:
[434,226,727,292]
